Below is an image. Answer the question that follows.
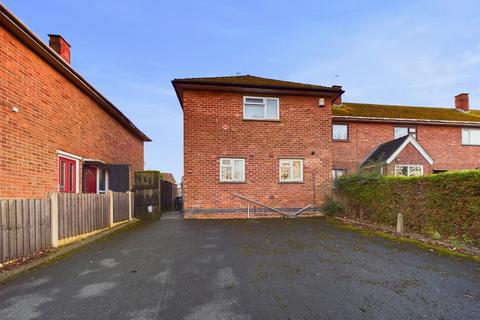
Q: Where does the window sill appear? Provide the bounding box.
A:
[332,139,350,143]
[243,119,281,122]
[279,181,304,184]
[219,181,247,184]
[461,144,480,146]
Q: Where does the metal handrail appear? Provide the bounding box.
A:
[233,193,312,217]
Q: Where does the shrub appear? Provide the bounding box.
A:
[323,197,344,216]
[335,170,480,246]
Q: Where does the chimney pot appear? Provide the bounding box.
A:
[455,93,469,112]
[48,34,71,64]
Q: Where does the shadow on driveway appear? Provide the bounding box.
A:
[0,213,479,320]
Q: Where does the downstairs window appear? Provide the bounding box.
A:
[395,165,423,177]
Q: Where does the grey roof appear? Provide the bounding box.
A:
[361,135,410,166]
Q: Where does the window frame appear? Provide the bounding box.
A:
[279,159,304,183]
[461,128,480,146]
[332,123,349,141]
[394,126,417,139]
[219,158,246,183]
[394,165,424,177]
[332,169,348,189]
[97,168,109,194]
[243,96,280,121]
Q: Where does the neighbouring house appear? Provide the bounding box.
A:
[0,5,150,199]
[174,75,480,219]
[332,94,480,178]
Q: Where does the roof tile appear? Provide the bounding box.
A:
[333,102,480,122]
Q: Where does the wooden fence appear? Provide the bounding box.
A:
[0,191,133,264]
[0,199,51,263]
[58,193,109,240]
[112,192,131,223]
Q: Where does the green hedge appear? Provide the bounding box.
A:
[335,170,480,246]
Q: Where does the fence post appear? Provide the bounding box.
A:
[396,213,404,234]
[108,190,114,228]
[49,192,59,248]
[127,191,133,221]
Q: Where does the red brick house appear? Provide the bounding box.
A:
[174,75,480,219]
[0,5,150,199]
[332,94,480,177]
[173,75,343,218]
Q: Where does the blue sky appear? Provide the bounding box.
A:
[5,0,480,181]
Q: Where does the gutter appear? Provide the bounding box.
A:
[172,79,345,110]
[0,4,151,142]
[332,115,480,127]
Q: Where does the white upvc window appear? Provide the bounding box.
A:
[97,168,109,194]
[220,158,245,182]
[333,124,348,140]
[395,165,424,177]
[394,127,417,139]
[279,159,303,182]
[462,128,480,145]
[332,169,347,189]
[243,96,279,120]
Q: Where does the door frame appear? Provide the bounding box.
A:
[56,150,81,193]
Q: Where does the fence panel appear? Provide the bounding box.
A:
[113,192,129,222]
[58,193,109,240]
[0,199,51,263]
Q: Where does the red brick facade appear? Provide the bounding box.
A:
[0,24,145,198]
[384,143,433,175]
[332,121,480,172]
[182,90,334,218]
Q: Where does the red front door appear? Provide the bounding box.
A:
[58,156,77,193]
[84,166,97,193]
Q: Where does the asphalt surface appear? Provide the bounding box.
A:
[0,212,479,320]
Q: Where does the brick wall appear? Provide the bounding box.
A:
[333,121,480,172]
[384,143,433,175]
[0,27,144,198]
[183,89,333,218]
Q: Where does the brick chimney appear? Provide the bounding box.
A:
[48,34,71,64]
[332,85,342,106]
[455,93,469,112]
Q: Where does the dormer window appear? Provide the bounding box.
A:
[243,96,279,120]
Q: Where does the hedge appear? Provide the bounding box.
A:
[335,170,480,246]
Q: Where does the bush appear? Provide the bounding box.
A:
[335,170,480,246]
[323,197,344,216]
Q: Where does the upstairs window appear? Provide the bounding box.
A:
[394,126,416,139]
[279,159,303,182]
[332,124,348,140]
[220,158,245,182]
[462,128,480,145]
[243,96,279,120]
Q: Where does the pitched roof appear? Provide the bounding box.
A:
[333,102,480,123]
[0,4,151,141]
[173,75,341,91]
[361,135,433,166]
[160,172,176,184]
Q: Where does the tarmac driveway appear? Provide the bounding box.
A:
[0,212,479,320]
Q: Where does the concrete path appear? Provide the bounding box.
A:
[0,212,479,320]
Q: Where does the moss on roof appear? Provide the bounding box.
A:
[333,102,480,122]
[174,75,339,91]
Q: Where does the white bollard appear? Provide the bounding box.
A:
[396,213,404,234]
